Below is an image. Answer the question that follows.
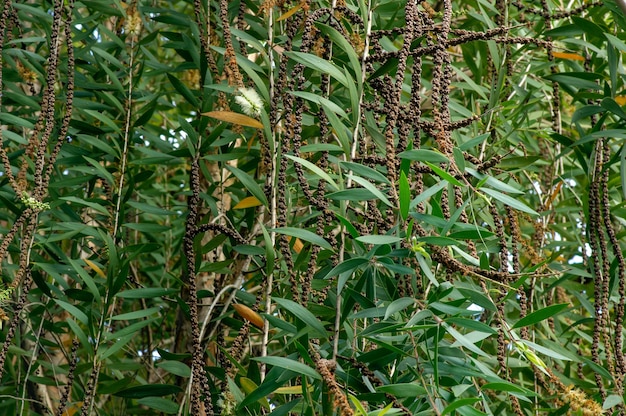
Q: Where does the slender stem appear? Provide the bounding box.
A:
[334,0,373,362]
[260,5,277,382]
[86,31,136,416]
[112,36,135,241]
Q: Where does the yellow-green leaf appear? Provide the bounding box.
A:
[202,111,263,129]
[233,196,263,209]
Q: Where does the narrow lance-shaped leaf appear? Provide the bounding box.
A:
[442,322,488,357]
[253,356,321,380]
[167,73,199,107]
[285,51,349,87]
[399,170,410,221]
[512,303,569,329]
[273,297,327,338]
[272,227,333,251]
[285,154,340,191]
[622,144,626,201]
[347,174,393,207]
[398,149,450,163]
[479,187,539,216]
[289,90,348,119]
[356,235,402,245]
[441,398,482,416]
[323,257,369,294]
[226,165,269,207]
[53,299,89,325]
[424,161,464,186]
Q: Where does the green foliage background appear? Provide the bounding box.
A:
[1,0,626,415]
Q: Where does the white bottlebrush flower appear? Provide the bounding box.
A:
[235,87,263,117]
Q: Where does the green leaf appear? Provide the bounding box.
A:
[384,298,415,320]
[347,174,393,207]
[447,317,497,334]
[466,168,524,194]
[324,257,369,279]
[479,187,539,216]
[452,147,466,172]
[606,33,626,52]
[60,196,111,216]
[398,149,450,163]
[261,224,275,276]
[167,73,199,108]
[448,229,494,239]
[66,318,93,355]
[442,323,488,357]
[8,36,46,45]
[115,288,178,299]
[0,112,34,128]
[110,307,161,321]
[424,161,464,186]
[441,398,481,416]
[583,357,613,380]
[316,23,361,83]
[603,394,623,410]
[226,165,269,207]
[272,227,333,250]
[459,133,490,151]
[285,154,340,191]
[519,340,573,361]
[327,188,380,202]
[376,383,427,397]
[545,72,603,90]
[136,397,179,414]
[289,90,348,119]
[126,201,175,215]
[622,144,626,201]
[601,97,626,121]
[416,252,437,287]
[82,109,120,132]
[323,257,369,294]
[337,215,363,240]
[53,299,88,325]
[399,170,410,220]
[482,382,537,397]
[99,333,136,360]
[417,236,459,246]
[512,303,569,329]
[411,181,447,209]
[341,161,390,185]
[83,156,116,185]
[496,155,544,169]
[156,361,191,378]
[273,297,327,338]
[86,1,123,15]
[114,384,182,398]
[122,222,170,233]
[252,356,321,380]
[284,51,349,87]
[91,46,124,69]
[356,235,402,245]
[324,103,352,154]
[349,394,369,416]
[300,143,344,153]
[106,318,156,339]
[572,105,604,124]
[68,259,102,305]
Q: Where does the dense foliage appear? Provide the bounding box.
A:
[2,0,626,415]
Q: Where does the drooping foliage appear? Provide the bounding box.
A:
[1,0,626,415]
